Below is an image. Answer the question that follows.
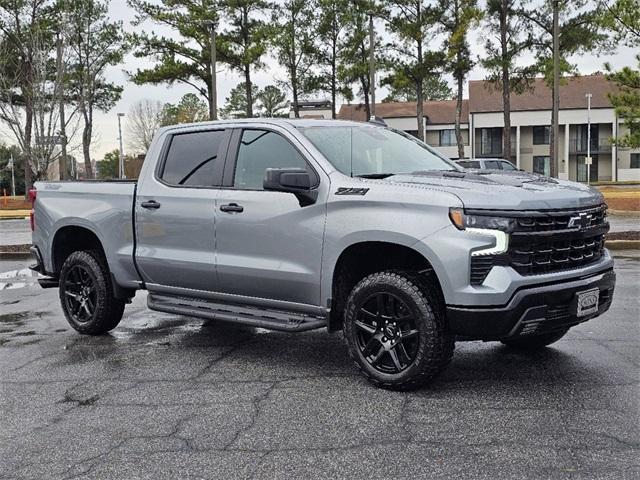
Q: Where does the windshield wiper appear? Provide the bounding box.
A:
[354,173,397,179]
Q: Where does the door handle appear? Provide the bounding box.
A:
[220,203,244,213]
[141,200,161,209]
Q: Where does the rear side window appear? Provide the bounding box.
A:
[458,160,480,169]
[160,130,226,186]
[233,129,311,190]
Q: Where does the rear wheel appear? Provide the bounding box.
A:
[59,250,125,335]
[501,328,569,350]
[343,271,454,391]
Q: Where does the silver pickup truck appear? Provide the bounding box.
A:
[30,119,615,390]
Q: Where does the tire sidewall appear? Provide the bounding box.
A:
[343,273,436,386]
[59,251,111,334]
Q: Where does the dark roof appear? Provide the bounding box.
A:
[337,99,469,125]
[468,74,617,113]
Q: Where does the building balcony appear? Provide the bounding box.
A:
[569,138,612,154]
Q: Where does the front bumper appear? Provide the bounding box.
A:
[446,267,615,341]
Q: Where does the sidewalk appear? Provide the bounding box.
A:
[0,209,30,219]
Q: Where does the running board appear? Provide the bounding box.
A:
[147,293,327,332]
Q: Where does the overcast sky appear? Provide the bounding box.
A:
[5,0,637,161]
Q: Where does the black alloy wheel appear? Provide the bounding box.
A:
[59,250,126,335]
[354,292,419,374]
[343,271,454,390]
[63,265,98,323]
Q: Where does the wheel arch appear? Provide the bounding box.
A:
[326,239,446,331]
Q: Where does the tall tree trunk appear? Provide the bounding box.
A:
[82,122,93,179]
[455,73,465,159]
[416,80,425,141]
[361,75,371,120]
[244,66,253,117]
[500,0,511,161]
[291,64,299,118]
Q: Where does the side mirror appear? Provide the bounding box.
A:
[263,168,318,206]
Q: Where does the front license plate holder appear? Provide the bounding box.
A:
[576,288,600,317]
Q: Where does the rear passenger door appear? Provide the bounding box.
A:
[135,127,230,292]
[214,127,326,306]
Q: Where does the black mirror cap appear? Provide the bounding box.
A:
[263,168,318,207]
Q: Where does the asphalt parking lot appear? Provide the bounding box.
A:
[0,253,638,479]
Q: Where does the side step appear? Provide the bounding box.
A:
[147,293,327,332]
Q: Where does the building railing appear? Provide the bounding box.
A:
[569,138,612,154]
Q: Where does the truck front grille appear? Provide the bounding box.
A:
[508,205,608,276]
[468,204,609,284]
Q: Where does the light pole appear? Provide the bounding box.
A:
[9,153,15,196]
[586,93,592,185]
[117,113,125,179]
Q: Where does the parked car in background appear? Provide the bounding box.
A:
[456,158,519,171]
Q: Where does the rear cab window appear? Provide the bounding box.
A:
[159,130,228,187]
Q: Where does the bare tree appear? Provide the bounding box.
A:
[0,21,81,183]
[126,99,163,154]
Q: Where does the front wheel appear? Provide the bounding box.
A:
[343,271,454,391]
[59,250,125,335]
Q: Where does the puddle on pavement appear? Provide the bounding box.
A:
[0,311,52,347]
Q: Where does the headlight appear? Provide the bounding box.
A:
[449,208,510,256]
[449,208,515,232]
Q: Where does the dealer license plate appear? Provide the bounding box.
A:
[576,288,600,317]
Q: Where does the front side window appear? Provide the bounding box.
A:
[300,126,456,177]
[160,130,226,186]
[532,126,550,145]
[484,160,502,170]
[500,161,517,171]
[233,129,311,190]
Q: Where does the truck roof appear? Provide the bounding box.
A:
[156,117,373,134]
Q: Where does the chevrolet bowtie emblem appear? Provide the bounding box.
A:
[568,212,593,229]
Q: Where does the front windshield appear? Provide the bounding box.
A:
[299,125,458,177]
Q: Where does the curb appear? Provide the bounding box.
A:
[606,240,640,250]
[608,210,640,217]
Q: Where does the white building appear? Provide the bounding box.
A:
[338,74,640,182]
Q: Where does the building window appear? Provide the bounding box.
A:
[532,126,550,145]
[631,153,640,169]
[479,127,502,156]
[439,129,456,146]
[533,156,551,176]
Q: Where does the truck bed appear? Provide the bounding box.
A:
[32,180,141,289]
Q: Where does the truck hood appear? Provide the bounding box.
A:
[384,170,604,210]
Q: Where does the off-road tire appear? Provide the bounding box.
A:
[343,270,454,391]
[500,328,569,350]
[59,250,125,335]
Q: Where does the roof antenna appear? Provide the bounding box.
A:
[369,115,387,126]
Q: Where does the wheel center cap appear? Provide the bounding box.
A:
[384,325,397,338]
